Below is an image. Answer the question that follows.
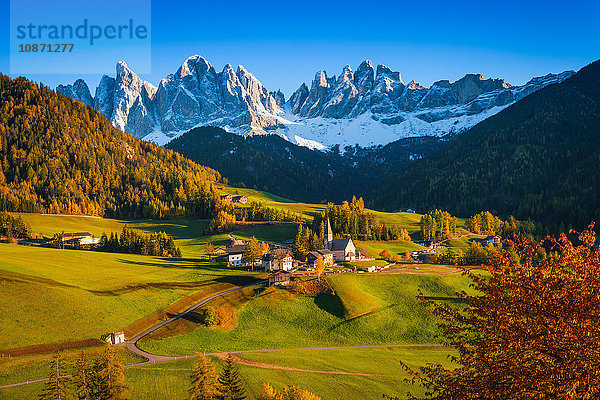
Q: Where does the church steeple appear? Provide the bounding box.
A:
[324,218,333,249]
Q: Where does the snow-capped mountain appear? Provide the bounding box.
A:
[57,55,574,150]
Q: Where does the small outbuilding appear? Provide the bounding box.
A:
[104,332,125,345]
[482,235,502,246]
[62,232,99,246]
[267,270,292,286]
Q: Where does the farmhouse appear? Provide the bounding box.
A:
[220,194,232,202]
[104,332,125,345]
[62,232,99,246]
[267,270,292,286]
[231,195,248,204]
[482,235,502,246]
[323,218,356,261]
[225,244,246,266]
[306,249,335,267]
[262,248,294,271]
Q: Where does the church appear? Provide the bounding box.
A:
[323,218,356,262]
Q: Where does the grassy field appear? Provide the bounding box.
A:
[356,240,425,258]
[14,213,211,257]
[219,186,429,230]
[233,223,299,243]
[0,345,143,387]
[127,347,454,400]
[139,272,470,357]
[443,234,487,248]
[0,210,474,399]
[0,243,261,351]
[1,346,454,400]
[338,259,390,269]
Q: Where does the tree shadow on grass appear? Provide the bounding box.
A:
[89,273,263,296]
[167,310,204,324]
[422,296,463,303]
[115,257,245,272]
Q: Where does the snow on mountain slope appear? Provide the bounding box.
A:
[57,56,575,150]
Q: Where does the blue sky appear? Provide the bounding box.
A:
[1,0,598,96]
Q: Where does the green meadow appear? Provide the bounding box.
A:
[219,186,428,229]
[0,244,260,350]
[139,273,470,357]
[355,240,425,258]
[125,346,455,400]
[443,233,487,248]
[0,207,472,399]
[0,346,455,400]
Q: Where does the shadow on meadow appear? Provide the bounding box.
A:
[314,293,346,319]
[89,271,264,297]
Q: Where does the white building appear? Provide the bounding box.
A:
[225,244,246,266]
[105,332,125,345]
[262,248,294,271]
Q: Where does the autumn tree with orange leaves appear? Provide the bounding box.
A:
[401,224,600,400]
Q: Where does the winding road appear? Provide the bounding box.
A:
[0,280,443,390]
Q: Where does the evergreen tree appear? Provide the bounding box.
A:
[217,354,247,400]
[189,354,218,400]
[39,354,70,400]
[292,225,308,260]
[72,352,91,400]
[100,347,129,400]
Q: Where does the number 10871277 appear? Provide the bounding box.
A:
[18,43,75,52]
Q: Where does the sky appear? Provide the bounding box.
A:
[1,0,599,97]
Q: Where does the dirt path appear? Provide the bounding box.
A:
[122,280,268,364]
[0,277,444,389]
[0,344,443,389]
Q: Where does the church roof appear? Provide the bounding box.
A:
[330,238,353,251]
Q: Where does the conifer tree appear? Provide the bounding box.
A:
[39,353,70,400]
[292,225,307,260]
[190,354,218,400]
[102,347,129,400]
[72,352,91,400]
[217,354,247,400]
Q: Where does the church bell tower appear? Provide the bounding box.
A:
[324,218,333,250]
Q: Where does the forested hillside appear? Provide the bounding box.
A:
[0,75,222,219]
[166,127,366,204]
[166,127,447,204]
[368,60,600,231]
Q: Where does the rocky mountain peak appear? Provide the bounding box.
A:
[376,64,402,82]
[58,55,576,149]
[56,79,93,107]
[177,55,213,79]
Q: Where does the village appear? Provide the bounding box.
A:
[215,218,419,287]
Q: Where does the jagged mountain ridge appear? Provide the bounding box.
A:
[57,56,574,149]
[366,59,600,231]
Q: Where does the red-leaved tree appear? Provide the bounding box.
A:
[406,224,600,399]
